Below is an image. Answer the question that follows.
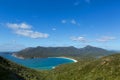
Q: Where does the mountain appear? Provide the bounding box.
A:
[0,56,45,80]
[14,45,113,59]
[79,45,112,57]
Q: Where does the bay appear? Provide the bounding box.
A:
[0,52,75,70]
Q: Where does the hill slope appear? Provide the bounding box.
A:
[14,45,113,58]
[0,56,45,80]
[45,53,120,80]
[0,65,23,80]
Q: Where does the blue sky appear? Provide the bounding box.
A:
[0,0,120,51]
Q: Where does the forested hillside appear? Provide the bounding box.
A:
[46,53,120,80]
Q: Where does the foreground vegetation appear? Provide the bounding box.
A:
[0,56,46,80]
[0,53,120,80]
[47,53,120,80]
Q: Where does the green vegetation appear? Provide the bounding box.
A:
[46,53,120,80]
[0,65,22,80]
[0,56,46,80]
[1,53,120,80]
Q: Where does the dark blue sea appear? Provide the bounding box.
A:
[0,52,75,70]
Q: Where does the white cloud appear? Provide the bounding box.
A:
[52,28,56,31]
[96,36,116,42]
[15,29,48,39]
[61,19,80,26]
[61,20,67,24]
[71,36,116,43]
[71,36,88,43]
[7,23,49,39]
[7,23,31,30]
[71,19,77,24]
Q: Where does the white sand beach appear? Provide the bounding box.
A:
[12,53,24,59]
[49,57,78,63]
[52,66,56,69]
[51,57,78,69]
[12,53,78,63]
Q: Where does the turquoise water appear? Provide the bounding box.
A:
[0,53,75,70]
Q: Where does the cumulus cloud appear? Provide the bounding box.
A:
[96,36,116,42]
[7,23,49,39]
[15,29,48,38]
[71,36,88,43]
[7,23,31,29]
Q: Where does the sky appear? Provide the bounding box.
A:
[0,0,120,51]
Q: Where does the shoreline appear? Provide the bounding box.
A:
[12,54,77,70]
[12,53,25,59]
[12,54,78,63]
[48,57,78,63]
[52,66,56,69]
[51,57,78,69]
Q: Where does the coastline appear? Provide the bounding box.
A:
[12,53,78,62]
[12,54,77,70]
[51,57,78,69]
[52,66,56,69]
[48,57,78,63]
[12,53,24,59]
[12,53,78,63]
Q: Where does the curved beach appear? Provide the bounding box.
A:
[50,57,78,69]
[12,53,78,63]
[49,57,78,63]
